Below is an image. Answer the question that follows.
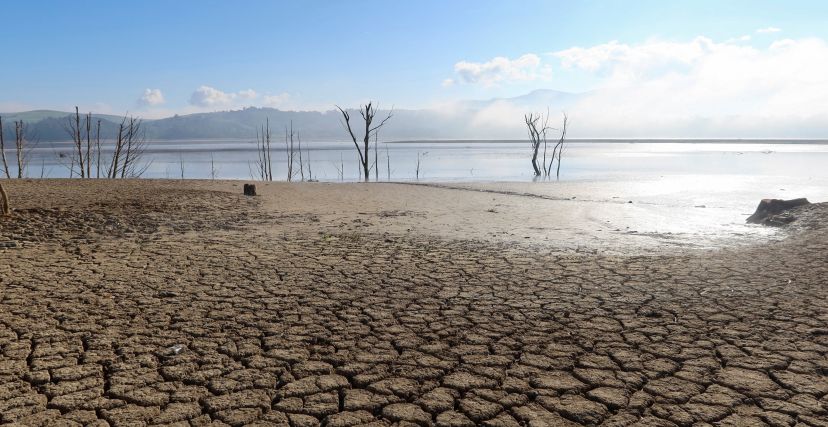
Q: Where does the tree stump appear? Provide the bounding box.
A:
[243,183,257,197]
[746,198,810,226]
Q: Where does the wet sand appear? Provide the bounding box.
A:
[0,179,826,426]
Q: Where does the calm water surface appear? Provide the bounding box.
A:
[12,139,828,183]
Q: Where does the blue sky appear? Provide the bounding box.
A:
[2,0,828,136]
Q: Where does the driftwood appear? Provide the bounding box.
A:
[243,183,257,197]
[746,198,810,226]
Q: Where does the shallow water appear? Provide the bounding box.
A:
[13,139,828,185]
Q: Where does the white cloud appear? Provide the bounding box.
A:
[442,78,455,87]
[452,54,551,86]
[139,88,165,106]
[237,89,258,99]
[757,27,781,34]
[262,93,291,107]
[550,36,828,137]
[189,86,238,107]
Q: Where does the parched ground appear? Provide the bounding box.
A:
[0,180,826,426]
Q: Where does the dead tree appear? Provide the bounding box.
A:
[253,119,273,181]
[0,182,9,216]
[297,133,305,181]
[14,121,27,179]
[0,115,9,214]
[108,115,148,179]
[548,113,567,179]
[95,119,102,178]
[336,102,393,181]
[0,116,10,179]
[85,112,92,179]
[524,112,549,176]
[285,122,296,181]
[525,111,568,179]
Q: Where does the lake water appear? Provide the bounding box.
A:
[10,139,828,184]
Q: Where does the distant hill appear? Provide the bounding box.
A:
[1,90,583,142]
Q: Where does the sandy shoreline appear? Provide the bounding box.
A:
[1,179,826,426]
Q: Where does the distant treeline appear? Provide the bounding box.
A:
[0,108,467,142]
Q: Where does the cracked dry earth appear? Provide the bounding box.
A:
[1,180,827,427]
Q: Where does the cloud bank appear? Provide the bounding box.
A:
[449,34,828,138]
[448,54,551,86]
[188,86,290,110]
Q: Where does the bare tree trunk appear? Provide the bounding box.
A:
[95,119,102,178]
[0,182,9,216]
[374,132,379,182]
[265,118,272,181]
[524,113,544,176]
[298,133,304,181]
[285,122,296,182]
[386,145,390,181]
[306,149,312,181]
[74,107,84,178]
[14,121,25,179]
[85,112,91,179]
[554,113,567,180]
[0,116,10,179]
[109,123,124,178]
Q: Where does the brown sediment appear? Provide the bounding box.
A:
[0,179,826,426]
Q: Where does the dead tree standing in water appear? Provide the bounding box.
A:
[253,119,273,181]
[285,122,296,181]
[336,102,393,181]
[524,112,549,176]
[524,111,568,179]
[0,116,10,179]
[14,121,27,179]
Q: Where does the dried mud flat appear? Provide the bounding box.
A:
[1,180,827,427]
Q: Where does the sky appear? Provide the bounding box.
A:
[2,0,828,137]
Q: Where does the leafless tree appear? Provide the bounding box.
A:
[524,112,549,176]
[14,121,28,179]
[0,116,10,179]
[253,119,273,181]
[374,132,379,181]
[95,119,102,178]
[64,107,86,177]
[548,113,568,179]
[284,122,297,181]
[305,147,313,181]
[210,154,218,180]
[336,102,393,181]
[297,133,305,181]
[108,115,149,179]
[525,110,568,179]
[386,145,391,181]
